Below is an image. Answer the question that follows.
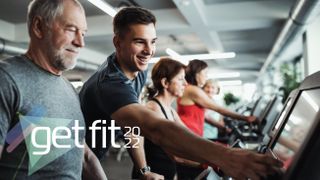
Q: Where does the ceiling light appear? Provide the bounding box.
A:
[182,52,236,60]
[165,48,189,65]
[87,0,117,17]
[150,49,236,64]
[165,48,181,59]
[164,48,235,61]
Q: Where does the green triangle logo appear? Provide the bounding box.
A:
[21,115,76,175]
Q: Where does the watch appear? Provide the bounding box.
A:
[139,165,151,175]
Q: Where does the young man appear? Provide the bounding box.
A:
[80,7,282,180]
[0,0,106,179]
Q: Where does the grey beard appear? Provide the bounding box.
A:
[51,53,76,71]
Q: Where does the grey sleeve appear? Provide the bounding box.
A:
[0,68,19,145]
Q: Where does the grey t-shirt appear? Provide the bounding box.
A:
[0,55,85,179]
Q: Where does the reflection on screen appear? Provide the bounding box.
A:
[273,98,292,132]
[273,89,320,169]
[262,100,283,134]
[253,97,269,117]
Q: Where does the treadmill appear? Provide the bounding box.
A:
[262,71,320,179]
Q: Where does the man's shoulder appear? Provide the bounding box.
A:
[0,56,25,81]
[0,56,24,70]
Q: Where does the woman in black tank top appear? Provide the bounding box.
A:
[132,58,202,180]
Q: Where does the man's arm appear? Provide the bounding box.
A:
[126,134,164,179]
[127,135,146,169]
[82,143,107,180]
[112,104,282,179]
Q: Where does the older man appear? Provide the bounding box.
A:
[0,0,106,179]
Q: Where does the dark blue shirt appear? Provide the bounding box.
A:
[79,53,147,159]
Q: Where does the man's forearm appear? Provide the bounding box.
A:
[112,104,230,170]
[112,102,283,179]
[127,136,147,169]
[82,144,107,180]
[112,104,230,167]
[149,120,229,166]
[127,136,165,179]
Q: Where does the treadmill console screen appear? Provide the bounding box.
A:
[272,89,320,169]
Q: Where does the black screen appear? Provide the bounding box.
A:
[272,88,320,170]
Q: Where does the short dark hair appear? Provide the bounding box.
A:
[113,7,156,37]
[185,59,208,86]
[148,58,186,99]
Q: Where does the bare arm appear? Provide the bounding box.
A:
[112,104,220,164]
[188,86,255,122]
[172,156,201,168]
[205,113,225,129]
[148,104,201,167]
[112,104,282,179]
[127,135,147,169]
[82,143,107,180]
[127,135,164,179]
[127,102,165,179]
[278,136,299,152]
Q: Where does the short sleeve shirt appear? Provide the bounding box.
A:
[0,55,85,179]
[79,53,147,158]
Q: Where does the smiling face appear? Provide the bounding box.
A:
[44,0,87,71]
[114,23,157,79]
[167,69,187,97]
[203,81,220,98]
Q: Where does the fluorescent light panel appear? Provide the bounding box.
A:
[151,48,236,64]
[165,48,181,59]
[181,52,236,60]
[167,48,236,60]
[151,53,235,64]
[87,0,117,17]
